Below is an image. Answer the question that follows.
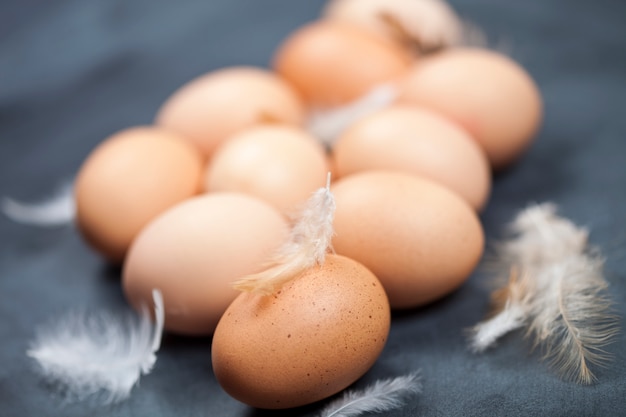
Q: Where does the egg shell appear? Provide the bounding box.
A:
[123,193,288,335]
[273,20,411,107]
[155,66,305,158]
[212,254,390,409]
[323,0,462,51]
[204,125,331,215]
[397,47,543,169]
[331,171,484,309]
[332,104,491,211]
[74,126,203,263]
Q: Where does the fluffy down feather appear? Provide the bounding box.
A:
[27,289,164,403]
[469,203,619,384]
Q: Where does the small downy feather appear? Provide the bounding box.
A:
[318,372,422,417]
[27,289,165,403]
[233,173,335,295]
[2,181,75,226]
[306,84,397,148]
[469,203,619,384]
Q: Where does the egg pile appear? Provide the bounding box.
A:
[74,0,542,410]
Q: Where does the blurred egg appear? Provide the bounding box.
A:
[332,104,491,211]
[323,0,462,53]
[273,20,411,108]
[204,125,330,215]
[331,171,484,309]
[155,66,304,158]
[397,47,543,169]
[75,126,203,263]
[212,254,390,409]
[123,193,288,335]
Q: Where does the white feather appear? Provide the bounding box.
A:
[234,173,335,295]
[306,84,397,148]
[319,372,422,417]
[27,289,164,403]
[2,181,75,226]
[469,203,619,383]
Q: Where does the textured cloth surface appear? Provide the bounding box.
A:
[1,0,625,416]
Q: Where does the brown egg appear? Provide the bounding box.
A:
[273,20,411,108]
[397,47,543,169]
[212,254,390,409]
[332,105,491,211]
[74,126,203,263]
[331,171,484,309]
[323,0,463,52]
[204,125,330,215]
[155,66,304,158]
[123,193,288,335]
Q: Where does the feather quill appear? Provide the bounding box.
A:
[233,173,335,295]
[318,372,422,417]
[27,289,164,403]
[306,84,397,148]
[469,203,619,384]
[2,181,75,226]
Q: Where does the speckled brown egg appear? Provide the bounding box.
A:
[75,126,203,263]
[155,66,305,158]
[331,171,484,309]
[332,104,491,211]
[211,254,390,409]
[123,193,288,335]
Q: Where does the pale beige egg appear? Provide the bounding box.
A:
[155,66,304,158]
[332,104,491,211]
[123,193,288,335]
[203,125,330,215]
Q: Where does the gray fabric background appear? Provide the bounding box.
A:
[1,0,625,415]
